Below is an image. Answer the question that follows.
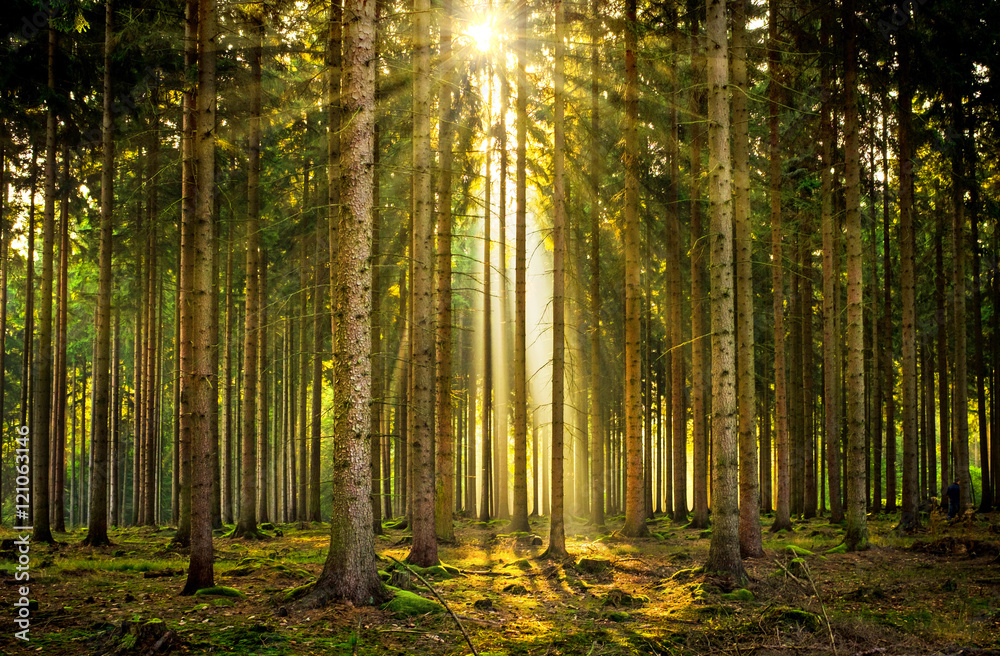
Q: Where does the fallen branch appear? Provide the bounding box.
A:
[386,555,479,656]
[799,560,837,656]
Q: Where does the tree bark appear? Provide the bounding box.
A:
[621,0,647,540]
[589,0,605,530]
[182,0,218,593]
[704,0,745,581]
[843,0,869,551]
[435,0,457,541]
[407,0,439,568]
[304,0,388,607]
[732,0,763,558]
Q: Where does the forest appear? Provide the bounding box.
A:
[1,0,999,653]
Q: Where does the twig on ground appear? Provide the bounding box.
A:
[386,555,479,656]
[799,560,837,656]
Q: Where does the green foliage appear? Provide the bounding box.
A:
[380,588,444,617]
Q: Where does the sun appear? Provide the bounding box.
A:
[468,18,494,53]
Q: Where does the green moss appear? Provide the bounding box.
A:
[786,544,814,557]
[606,611,631,622]
[825,543,847,554]
[281,582,314,603]
[721,588,755,602]
[194,586,244,598]
[380,589,444,617]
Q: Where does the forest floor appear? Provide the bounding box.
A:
[1,509,999,655]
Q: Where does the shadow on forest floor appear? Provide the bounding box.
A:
[2,509,999,655]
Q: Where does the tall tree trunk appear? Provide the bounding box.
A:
[948,97,973,512]
[704,0,745,581]
[936,183,950,505]
[84,0,117,548]
[769,0,792,533]
[732,0,763,558]
[183,0,218,592]
[669,7,687,523]
[898,33,920,529]
[304,0,387,607]
[51,147,70,533]
[369,3,385,532]
[689,6,709,531]
[802,224,817,518]
[882,119,896,513]
[843,0,869,551]
[546,0,571,553]
[968,141,990,512]
[310,240,325,522]
[435,0,457,541]
[222,219,234,524]
[0,140,6,528]
[233,15,262,539]
[480,70,493,523]
[257,251,270,523]
[407,0,438,568]
[820,7,841,523]
[32,26,59,544]
[589,0,605,529]
[621,0,647,540]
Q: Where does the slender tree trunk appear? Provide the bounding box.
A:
[936,184,950,505]
[949,98,973,512]
[820,9,840,523]
[435,0,457,541]
[222,219,234,524]
[769,0,792,533]
[545,0,571,553]
[32,26,59,544]
[51,148,70,533]
[898,33,920,529]
[843,0,868,551]
[882,120,896,513]
[669,8,686,523]
[733,0,763,557]
[84,0,117,547]
[407,0,438,568]
[233,15,262,540]
[589,0,605,529]
[689,8,709,531]
[621,0,647,540]
[258,251,270,524]
[310,241,325,522]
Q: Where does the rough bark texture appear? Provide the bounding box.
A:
[688,10,709,531]
[84,0,116,548]
[435,0,456,541]
[233,15,262,540]
[589,0,605,530]
[704,0,745,582]
[769,0,792,533]
[304,0,388,607]
[669,10,686,522]
[547,0,570,554]
[819,9,841,523]
[898,35,919,530]
[407,0,439,568]
[32,26,58,545]
[621,0,647,540]
[732,0,763,559]
[843,0,869,552]
[183,0,217,593]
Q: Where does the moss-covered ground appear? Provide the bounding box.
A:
[1,510,998,655]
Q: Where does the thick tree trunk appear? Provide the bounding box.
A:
[304,0,388,607]
[704,0,745,581]
[732,0,763,558]
[182,0,217,593]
